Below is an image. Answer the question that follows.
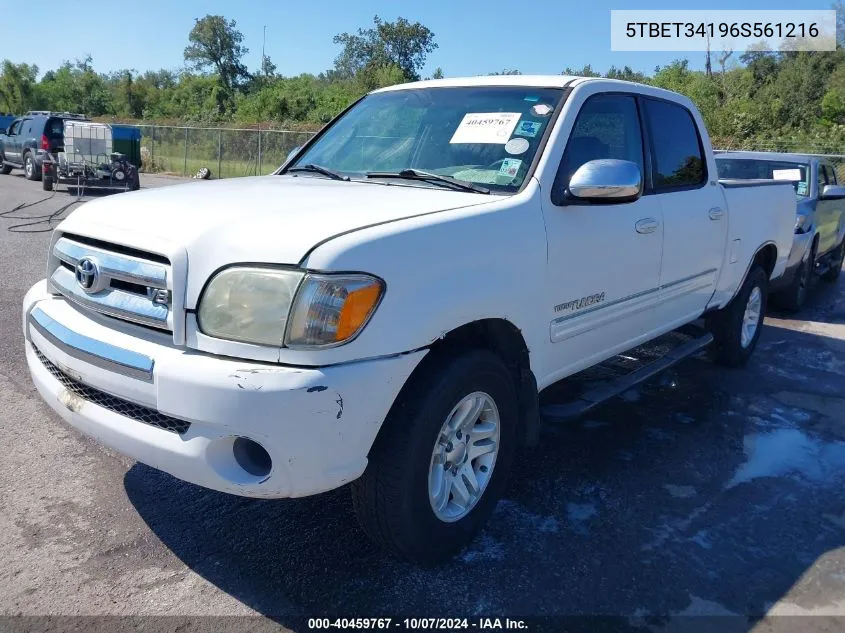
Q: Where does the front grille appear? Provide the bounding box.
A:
[34,347,191,435]
[50,235,173,332]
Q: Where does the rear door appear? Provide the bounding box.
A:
[45,117,65,153]
[18,118,34,160]
[643,98,727,328]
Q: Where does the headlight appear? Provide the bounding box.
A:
[197,268,384,349]
[285,273,384,348]
[198,267,304,346]
[795,214,810,233]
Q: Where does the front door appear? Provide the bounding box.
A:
[542,93,664,381]
[4,119,22,162]
[641,98,727,327]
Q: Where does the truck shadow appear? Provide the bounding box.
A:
[124,291,845,631]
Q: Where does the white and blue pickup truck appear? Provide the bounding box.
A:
[22,76,795,564]
[716,151,845,311]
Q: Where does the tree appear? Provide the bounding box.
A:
[563,64,600,77]
[0,60,38,113]
[332,16,437,82]
[261,54,277,78]
[184,15,250,92]
[489,69,522,75]
[431,67,444,79]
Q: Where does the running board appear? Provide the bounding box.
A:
[541,330,713,420]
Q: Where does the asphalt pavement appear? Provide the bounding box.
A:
[1,170,845,633]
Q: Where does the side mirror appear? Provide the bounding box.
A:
[568,159,642,203]
[821,184,845,200]
[286,146,301,162]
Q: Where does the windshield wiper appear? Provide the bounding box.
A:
[287,163,350,181]
[366,169,490,194]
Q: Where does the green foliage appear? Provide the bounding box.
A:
[1,10,844,155]
[332,15,437,82]
[184,15,250,97]
[0,60,38,113]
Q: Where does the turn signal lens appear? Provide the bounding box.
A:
[285,274,384,348]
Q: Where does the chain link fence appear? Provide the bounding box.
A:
[135,124,315,179]
[129,123,845,182]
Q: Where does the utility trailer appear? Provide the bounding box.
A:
[42,120,140,193]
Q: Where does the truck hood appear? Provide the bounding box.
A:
[57,174,494,267]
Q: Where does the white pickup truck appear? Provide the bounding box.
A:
[23,76,795,564]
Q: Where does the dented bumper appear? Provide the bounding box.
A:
[23,280,425,498]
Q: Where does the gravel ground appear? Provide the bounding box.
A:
[1,171,845,632]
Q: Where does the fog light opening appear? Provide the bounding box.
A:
[232,437,272,478]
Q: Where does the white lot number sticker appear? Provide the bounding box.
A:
[772,168,802,181]
[450,112,521,144]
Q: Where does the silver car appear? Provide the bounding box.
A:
[716,151,845,311]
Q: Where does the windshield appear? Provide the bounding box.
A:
[285,86,564,194]
[716,158,810,197]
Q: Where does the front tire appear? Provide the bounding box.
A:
[821,240,844,283]
[707,265,768,367]
[351,349,518,564]
[42,174,53,191]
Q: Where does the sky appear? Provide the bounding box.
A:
[0,0,837,79]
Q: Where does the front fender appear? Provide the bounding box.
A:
[293,186,549,372]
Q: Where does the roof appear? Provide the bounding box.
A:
[373,75,582,92]
[371,75,695,110]
[715,150,816,165]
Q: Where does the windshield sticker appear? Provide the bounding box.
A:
[531,103,553,117]
[449,112,521,144]
[505,138,530,155]
[514,120,542,138]
[772,168,802,181]
[498,158,523,179]
[797,182,809,196]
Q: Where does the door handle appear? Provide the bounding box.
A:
[708,207,725,220]
[635,218,659,234]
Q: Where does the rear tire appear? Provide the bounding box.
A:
[42,174,53,191]
[0,160,11,175]
[24,152,40,181]
[351,349,518,565]
[707,265,768,367]
[821,240,844,283]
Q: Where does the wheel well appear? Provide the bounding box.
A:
[415,319,540,446]
[754,243,777,279]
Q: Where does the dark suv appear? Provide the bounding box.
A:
[0,111,87,180]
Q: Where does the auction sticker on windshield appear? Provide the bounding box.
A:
[450,112,521,144]
[514,120,542,138]
[499,158,522,178]
[772,168,802,181]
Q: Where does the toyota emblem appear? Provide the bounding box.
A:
[75,257,100,293]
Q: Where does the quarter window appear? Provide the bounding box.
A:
[555,94,645,200]
[644,99,706,188]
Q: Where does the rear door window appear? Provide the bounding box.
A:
[47,118,64,139]
[643,99,707,189]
